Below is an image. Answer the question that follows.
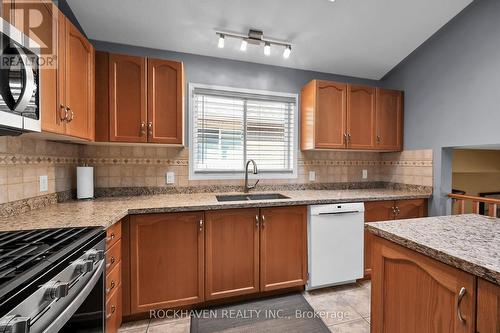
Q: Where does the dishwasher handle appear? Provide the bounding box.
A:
[315,210,361,216]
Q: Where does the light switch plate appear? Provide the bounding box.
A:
[362,169,368,179]
[166,171,175,184]
[309,171,316,182]
[39,175,48,192]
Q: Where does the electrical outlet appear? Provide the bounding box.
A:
[309,171,316,182]
[362,169,368,179]
[166,171,175,184]
[39,175,48,192]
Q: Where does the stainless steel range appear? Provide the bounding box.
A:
[0,227,106,333]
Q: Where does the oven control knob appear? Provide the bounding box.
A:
[44,281,70,300]
[86,249,104,262]
[74,259,94,274]
[0,315,30,333]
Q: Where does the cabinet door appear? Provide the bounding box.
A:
[63,19,94,140]
[395,199,428,220]
[129,212,204,313]
[147,58,183,144]
[477,278,500,333]
[109,54,147,142]
[375,88,403,151]
[260,206,307,291]
[315,81,347,149]
[371,236,476,333]
[35,3,63,134]
[205,209,260,300]
[364,200,396,278]
[347,85,376,149]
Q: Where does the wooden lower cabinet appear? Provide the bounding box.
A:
[124,206,308,317]
[205,208,260,300]
[371,236,476,333]
[364,199,427,278]
[477,278,500,333]
[129,212,204,313]
[106,220,122,333]
[260,206,308,291]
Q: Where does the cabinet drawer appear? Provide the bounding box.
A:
[105,285,122,333]
[106,239,121,275]
[106,262,121,301]
[106,222,122,249]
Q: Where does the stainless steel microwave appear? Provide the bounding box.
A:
[0,18,40,135]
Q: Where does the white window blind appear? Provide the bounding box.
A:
[191,85,296,176]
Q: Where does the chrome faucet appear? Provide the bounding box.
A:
[244,160,259,193]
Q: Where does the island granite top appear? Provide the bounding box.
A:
[367,214,500,285]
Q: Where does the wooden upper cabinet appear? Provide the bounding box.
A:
[347,85,376,149]
[63,20,94,140]
[375,88,403,151]
[205,209,260,300]
[95,53,184,144]
[1,1,13,24]
[129,212,204,313]
[147,58,184,144]
[371,236,476,333]
[477,278,500,333]
[260,206,307,291]
[301,80,347,150]
[108,54,147,142]
[301,81,403,151]
[29,2,63,135]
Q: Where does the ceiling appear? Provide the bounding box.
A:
[67,0,472,80]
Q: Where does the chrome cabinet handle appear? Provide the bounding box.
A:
[106,256,115,268]
[457,287,467,324]
[60,104,68,121]
[343,133,348,144]
[395,207,400,215]
[261,215,266,228]
[376,135,381,143]
[106,305,116,319]
[199,219,203,232]
[66,107,74,122]
[147,122,153,136]
[106,280,116,294]
[140,121,146,136]
[347,133,351,143]
[255,215,259,227]
[106,233,115,242]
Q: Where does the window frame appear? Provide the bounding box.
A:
[188,83,298,181]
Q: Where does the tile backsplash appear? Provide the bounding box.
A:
[0,136,433,205]
[0,136,79,204]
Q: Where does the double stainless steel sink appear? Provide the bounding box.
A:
[216,193,290,202]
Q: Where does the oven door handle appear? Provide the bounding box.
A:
[42,260,104,333]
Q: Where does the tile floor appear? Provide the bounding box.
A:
[118,281,371,333]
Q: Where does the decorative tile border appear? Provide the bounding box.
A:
[0,154,79,166]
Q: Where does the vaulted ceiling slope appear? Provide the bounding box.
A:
[67,0,472,80]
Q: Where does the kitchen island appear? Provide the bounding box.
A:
[367,214,500,333]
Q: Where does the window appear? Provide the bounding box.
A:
[189,84,297,179]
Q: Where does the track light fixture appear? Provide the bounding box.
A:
[215,29,292,59]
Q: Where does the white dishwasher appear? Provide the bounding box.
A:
[307,202,365,290]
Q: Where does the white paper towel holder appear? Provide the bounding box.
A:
[77,164,94,200]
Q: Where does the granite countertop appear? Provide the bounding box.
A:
[0,188,429,232]
[367,214,500,285]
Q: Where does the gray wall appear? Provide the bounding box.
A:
[92,39,379,145]
[383,0,500,215]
